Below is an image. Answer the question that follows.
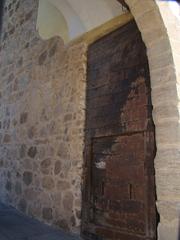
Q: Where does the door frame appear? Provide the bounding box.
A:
[81,17,157,240]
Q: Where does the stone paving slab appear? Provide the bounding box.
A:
[0,203,82,240]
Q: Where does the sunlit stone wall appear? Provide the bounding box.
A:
[0,0,180,239]
[0,0,87,233]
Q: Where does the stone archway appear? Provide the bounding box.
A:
[123,1,180,240]
[0,1,179,239]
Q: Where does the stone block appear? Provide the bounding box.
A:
[42,177,55,190]
[63,192,74,212]
[158,221,179,240]
[150,65,176,89]
[148,50,174,71]
[128,0,156,19]
[42,207,53,221]
[151,82,178,108]
[27,147,37,158]
[155,147,180,169]
[148,37,171,59]
[156,169,180,201]
[40,159,51,175]
[155,120,180,145]
[54,160,61,175]
[135,8,164,35]
[23,171,33,186]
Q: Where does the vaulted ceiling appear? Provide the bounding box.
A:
[37,0,127,43]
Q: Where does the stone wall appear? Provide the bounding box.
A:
[1,0,180,239]
[0,0,86,233]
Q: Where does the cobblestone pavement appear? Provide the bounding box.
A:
[0,203,82,240]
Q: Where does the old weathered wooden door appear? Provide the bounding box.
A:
[82,20,157,240]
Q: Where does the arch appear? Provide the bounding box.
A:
[124,1,180,239]
[37,0,69,42]
[36,0,126,43]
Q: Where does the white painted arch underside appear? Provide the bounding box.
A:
[36,0,126,43]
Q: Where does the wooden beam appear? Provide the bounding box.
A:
[69,12,133,46]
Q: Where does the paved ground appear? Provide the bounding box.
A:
[0,202,81,240]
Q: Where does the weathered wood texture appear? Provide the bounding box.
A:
[82,20,157,240]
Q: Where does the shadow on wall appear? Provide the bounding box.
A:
[0,0,5,34]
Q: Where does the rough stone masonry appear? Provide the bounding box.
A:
[0,0,87,233]
[1,0,180,239]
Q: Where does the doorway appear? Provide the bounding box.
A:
[82,20,157,240]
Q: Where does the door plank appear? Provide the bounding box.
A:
[82,20,157,240]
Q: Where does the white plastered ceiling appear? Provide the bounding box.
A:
[36,0,125,43]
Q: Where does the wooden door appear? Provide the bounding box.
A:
[82,20,157,240]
